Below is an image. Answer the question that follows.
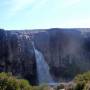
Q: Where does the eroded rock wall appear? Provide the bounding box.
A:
[33,28,90,82]
[1,28,90,84]
[0,30,37,85]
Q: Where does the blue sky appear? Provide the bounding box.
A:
[0,0,90,30]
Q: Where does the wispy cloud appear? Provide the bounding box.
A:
[8,0,35,17]
[7,0,49,17]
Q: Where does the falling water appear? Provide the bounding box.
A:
[32,42,53,84]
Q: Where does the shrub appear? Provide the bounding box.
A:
[84,81,90,90]
[0,72,19,90]
[74,71,90,90]
[74,81,85,90]
[0,72,32,90]
[74,71,90,83]
[19,79,31,90]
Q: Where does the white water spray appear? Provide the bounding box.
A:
[32,42,53,84]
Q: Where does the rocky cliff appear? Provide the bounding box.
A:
[0,29,37,85]
[33,28,90,82]
[0,28,90,84]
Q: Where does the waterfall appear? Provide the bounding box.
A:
[32,42,53,84]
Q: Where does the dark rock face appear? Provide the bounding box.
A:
[0,30,37,85]
[0,29,9,72]
[1,28,90,84]
[48,29,84,81]
[33,28,90,82]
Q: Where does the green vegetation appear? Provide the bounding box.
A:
[74,71,90,90]
[1,71,90,90]
[54,71,90,90]
[74,71,90,83]
[0,72,31,90]
[0,72,51,90]
[32,84,51,90]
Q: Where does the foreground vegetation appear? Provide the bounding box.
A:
[0,72,51,90]
[0,72,31,90]
[74,71,90,90]
[1,72,90,90]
